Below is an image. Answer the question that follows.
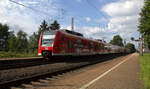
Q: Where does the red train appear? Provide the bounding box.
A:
[38,29,129,58]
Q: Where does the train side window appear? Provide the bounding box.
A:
[77,39,81,44]
[73,41,77,48]
[95,45,97,49]
[98,45,100,49]
[99,45,101,50]
[94,44,96,49]
[77,39,84,48]
[68,40,72,48]
[88,42,94,49]
[62,35,65,41]
[88,42,91,49]
[100,44,104,50]
[80,40,84,48]
[102,45,105,50]
[95,45,98,50]
[104,46,107,50]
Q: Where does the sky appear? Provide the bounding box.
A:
[0,0,144,46]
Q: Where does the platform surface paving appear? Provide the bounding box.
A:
[13,53,143,89]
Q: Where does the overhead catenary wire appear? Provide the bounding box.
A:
[85,0,109,22]
[9,0,50,16]
[8,0,65,21]
[85,0,110,41]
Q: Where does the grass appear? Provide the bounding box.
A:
[0,51,40,58]
[140,53,150,89]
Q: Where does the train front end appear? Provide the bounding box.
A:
[38,30,56,58]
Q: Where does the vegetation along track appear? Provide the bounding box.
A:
[0,54,126,88]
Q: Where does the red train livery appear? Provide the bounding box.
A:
[38,29,128,58]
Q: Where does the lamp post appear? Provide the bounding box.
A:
[131,36,143,56]
[138,32,144,56]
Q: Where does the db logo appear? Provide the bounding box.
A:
[45,47,48,50]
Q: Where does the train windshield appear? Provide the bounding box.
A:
[41,30,56,47]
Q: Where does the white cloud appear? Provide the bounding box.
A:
[61,25,110,41]
[61,0,144,44]
[0,0,60,35]
[85,17,91,22]
[102,0,144,42]
[61,25,72,30]
[76,26,104,36]
[102,0,144,17]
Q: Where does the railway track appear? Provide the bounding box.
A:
[0,58,47,70]
[0,55,109,70]
[0,56,83,70]
[0,54,126,88]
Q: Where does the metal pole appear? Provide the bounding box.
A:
[141,36,143,56]
[124,39,126,47]
[71,17,74,31]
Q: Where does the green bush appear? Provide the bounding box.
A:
[140,53,150,89]
[0,51,39,58]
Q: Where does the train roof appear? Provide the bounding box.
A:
[42,30,125,49]
[43,30,56,35]
[59,29,105,44]
[60,29,83,37]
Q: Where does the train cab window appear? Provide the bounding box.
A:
[41,30,56,47]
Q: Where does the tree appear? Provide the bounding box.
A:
[39,20,48,31]
[27,20,49,53]
[110,35,124,46]
[28,32,38,52]
[37,20,49,43]
[0,23,10,51]
[16,30,28,52]
[8,31,17,51]
[138,0,150,49]
[35,20,47,47]
[49,20,60,30]
[125,43,136,53]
